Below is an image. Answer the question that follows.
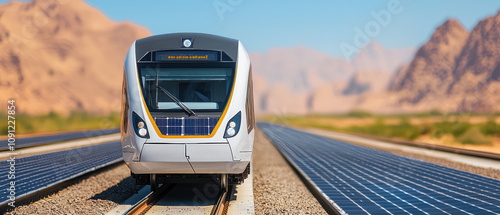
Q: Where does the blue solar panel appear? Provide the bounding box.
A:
[258,122,500,215]
[155,117,219,136]
[0,141,122,207]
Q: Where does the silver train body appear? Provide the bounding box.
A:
[121,33,255,185]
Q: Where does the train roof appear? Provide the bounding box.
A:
[135,33,239,62]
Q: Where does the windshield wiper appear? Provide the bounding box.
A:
[156,85,196,117]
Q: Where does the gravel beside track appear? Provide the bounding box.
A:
[4,163,142,215]
[253,129,327,215]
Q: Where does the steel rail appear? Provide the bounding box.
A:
[123,184,175,215]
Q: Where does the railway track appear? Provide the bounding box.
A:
[211,183,233,215]
[123,184,175,215]
[123,179,234,215]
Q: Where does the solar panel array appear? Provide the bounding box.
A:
[0,128,119,150]
[0,141,122,206]
[258,122,500,215]
[154,117,219,136]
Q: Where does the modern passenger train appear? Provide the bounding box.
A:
[120,33,255,190]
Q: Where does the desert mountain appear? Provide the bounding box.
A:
[389,19,469,104]
[344,41,415,96]
[251,43,415,114]
[343,71,393,95]
[0,0,150,114]
[448,11,500,112]
[389,11,500,113]
[250,46,354,93]
[250,46,352,114]
[352,41,415,73]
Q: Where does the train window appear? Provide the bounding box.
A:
[139,67,234,113]
[246,68,255,132]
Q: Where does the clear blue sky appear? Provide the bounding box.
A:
[3,0,500,57]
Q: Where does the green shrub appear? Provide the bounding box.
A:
[346,110,372,118]
[457,127,492,145]
[390,118,421,140]
[344,118,421,140]
[432,120,471,138]
[432,128,445,138]
[420,124,432,135]
[413,110,443,117]
[0,114,5,135]
[480,119,500,136]
[451,122,471,137]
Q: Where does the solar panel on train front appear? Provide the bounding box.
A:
[154,117,219,136]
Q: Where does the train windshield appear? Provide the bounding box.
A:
[139,67,234,113]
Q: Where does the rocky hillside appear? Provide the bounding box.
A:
[389,19,469,103]
[0,0,150,114]
[448,11,500,112]
[389,11,500,113]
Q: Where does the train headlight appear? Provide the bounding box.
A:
[138,128,147,136]
[224,111,241,138]
[133,112,149,138]
[227,128,236,136]
[182,38,192,48]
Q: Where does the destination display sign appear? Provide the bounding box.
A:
[155,51,220,61]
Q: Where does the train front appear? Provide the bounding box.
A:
[121,33,254,185]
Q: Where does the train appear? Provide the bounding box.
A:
[120,33,255,190]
